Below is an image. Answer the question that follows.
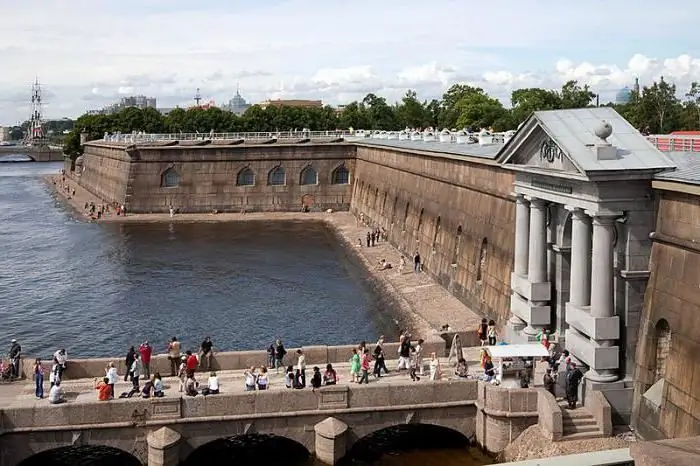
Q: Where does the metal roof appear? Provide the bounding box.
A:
[653,152,700,185]
[532,107,677,173]
[347,137,503,159]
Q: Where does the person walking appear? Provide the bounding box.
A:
[359,348,371,384]
[413,251,422,272]
[274,339,287,373]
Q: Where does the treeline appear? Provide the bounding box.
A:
[63,79,700,157]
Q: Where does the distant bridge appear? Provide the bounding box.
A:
[0,145,64,162]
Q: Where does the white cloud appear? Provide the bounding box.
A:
[1,0,700,123]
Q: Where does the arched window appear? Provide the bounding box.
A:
[654,319,671,382]
[332,165,350,184]
[237,167,255,186]
[452,225,463,265]
[300,166,318,185]
[268,166,286,186]
[433,216,441,249]
[477,238,488,284]
[162,168,180,187]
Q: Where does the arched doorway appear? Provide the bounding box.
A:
[183,433,309,466]
[17,445,142,466]
[338,424,486,465]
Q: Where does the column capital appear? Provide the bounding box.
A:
[514,193,529,204]
[585,211,623,225]
[525,196,547,207]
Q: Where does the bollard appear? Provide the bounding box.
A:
[314,417,349,465]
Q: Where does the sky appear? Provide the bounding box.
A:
[2,0,700,125]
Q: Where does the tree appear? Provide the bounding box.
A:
[685,81,700,129]
[439,84,487,129]
[338,101,370,130]
[453,90,509,131]
[511,88,562,125]
[559,80,596,109]
[362,93,397,130]
[397,90,428,128]
[638,77,680,133]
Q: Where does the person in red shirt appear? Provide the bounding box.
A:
[186,350,198,376]
[139,341,153,379]
[94,377,112,401]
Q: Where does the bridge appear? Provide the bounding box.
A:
[0,145,64,162]
[1,341,552,465]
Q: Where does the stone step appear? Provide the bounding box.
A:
[563,423,601,434]
[563,417,598,428]
[561,430,606,441]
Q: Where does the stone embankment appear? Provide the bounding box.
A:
[46,174,485,339]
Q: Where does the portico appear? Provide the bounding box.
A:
[498,108,676,403]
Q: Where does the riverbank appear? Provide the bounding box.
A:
[46,175,485,339]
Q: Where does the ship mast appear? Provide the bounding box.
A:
[23,77,45,146]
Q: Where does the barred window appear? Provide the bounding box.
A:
[162,168,179,187]
[268,167,286,186]
[331,166,350,184]
[300,166,318,185]
[237,168,255,186]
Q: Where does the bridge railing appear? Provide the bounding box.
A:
[101,131,351,143]
[647,134,700,152]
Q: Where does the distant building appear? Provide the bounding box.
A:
[224,87,251,115]
[259,99,323,110]
[0,126,10,142]
[89,95,158,115]
[616,87,632,104]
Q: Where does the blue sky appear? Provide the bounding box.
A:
[1,0,700,125]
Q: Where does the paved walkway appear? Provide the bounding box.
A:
[0,354,487,408]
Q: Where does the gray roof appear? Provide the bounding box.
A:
[653,152,700,185]
[501,107,677,175]
[347,137,503,159]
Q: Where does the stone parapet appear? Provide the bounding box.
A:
[630,436,700,466]
[585,389,613,437]
[475,381,539,453]
[20,340,446,381]
[537,389,562,441]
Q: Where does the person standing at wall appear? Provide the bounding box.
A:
[200,336,214,371]
[124,346,136,382]
[8,339,21,379]
[139,341,152,379]
[565,362,584,409]
[167,337,181,377]
[33,359,44,399]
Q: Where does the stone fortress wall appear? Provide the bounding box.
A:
[76,142,355,213]
[631,185,700,440]
[350,144,516,326]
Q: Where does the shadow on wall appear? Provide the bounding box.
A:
[182,433,310,466]
[16,445,142,466]
[337,424,472,465]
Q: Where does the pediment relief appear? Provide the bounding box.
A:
[503,126,583,176]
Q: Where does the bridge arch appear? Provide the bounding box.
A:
[17,445,142,466]
[339,423,472,464]
[182,433,309,466]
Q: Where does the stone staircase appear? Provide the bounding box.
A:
[559,401,606,441]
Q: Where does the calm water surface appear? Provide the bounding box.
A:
[0,158,492,466]
[0,160,399,357]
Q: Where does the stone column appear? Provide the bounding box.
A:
[514,195,530,277]
[590,215,615,318]
[315,417,349,465]
[587,213,619,383]
[147,427,182,466]
[567,207,591,307]
[527,197,547,283]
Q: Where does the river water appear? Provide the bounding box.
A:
[0,158,493,465]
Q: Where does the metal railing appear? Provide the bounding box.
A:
[100,131,350,143]
[647,134,700,152]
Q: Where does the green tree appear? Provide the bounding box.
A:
[684,81,700,130]
[510,88,562,125]
[362,93,398,130]
[397,90,428,128]
[638,77,681,133]
[438,84,487,129]
[559,80,596,109]
[452,89,509,131]
[338,101,370,130]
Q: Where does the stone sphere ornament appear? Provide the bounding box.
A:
[595,120,613,141]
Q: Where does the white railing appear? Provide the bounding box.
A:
[346,129,515,146]
[647,134,700,152]
[100,130,350,143]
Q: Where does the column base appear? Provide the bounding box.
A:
[585,369,620,384]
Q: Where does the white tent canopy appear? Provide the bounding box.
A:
[485,344,549,359]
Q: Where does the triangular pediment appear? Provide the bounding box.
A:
[499,123,586,178]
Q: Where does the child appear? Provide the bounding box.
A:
[487,320,497,346]
[349,349,360,383]
[284,365,295,388]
